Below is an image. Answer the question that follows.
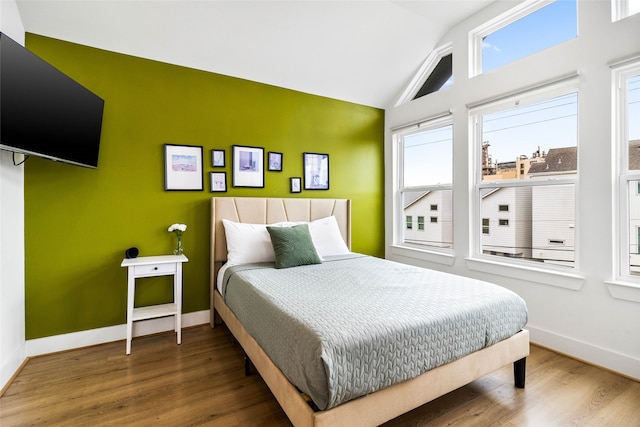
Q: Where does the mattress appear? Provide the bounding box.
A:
[220,253,528,410]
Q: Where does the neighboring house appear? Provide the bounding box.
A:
[529,147,577,266]
[480,187,532,259]
[404,191,453,249]
[628,140,640,274]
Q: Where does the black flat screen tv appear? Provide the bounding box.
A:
[0,32,104,168]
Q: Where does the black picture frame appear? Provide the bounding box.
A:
[268,151,283,171]
[211,149,225,167]
[303,152,329,190]
[290,177,301,193]
[164,144,204,191]
[210,172,227,192]
[232,145,265,188]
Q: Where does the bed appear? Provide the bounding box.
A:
[210,197,529,427]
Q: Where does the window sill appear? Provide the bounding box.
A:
[465,257,585,290]
[604,280,640,303]
[389,244,455,266]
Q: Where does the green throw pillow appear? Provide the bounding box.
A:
[267,224,322,269]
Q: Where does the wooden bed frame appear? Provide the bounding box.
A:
[210,197,529,427]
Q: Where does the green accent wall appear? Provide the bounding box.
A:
[23,34,385,339]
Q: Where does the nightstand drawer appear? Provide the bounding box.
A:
[133,263,176,276]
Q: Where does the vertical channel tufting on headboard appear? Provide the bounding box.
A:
[210,197,351,326]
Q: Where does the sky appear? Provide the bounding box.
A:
[481,0,578,165]
[403,0,639,187]
[404,1,577,187]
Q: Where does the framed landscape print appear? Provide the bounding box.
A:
[164,144,204,191]
[303,152,329,190]
[232,145,264,188]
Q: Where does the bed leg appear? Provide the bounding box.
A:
[514,357,526,388]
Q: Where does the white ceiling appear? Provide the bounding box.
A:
[15,0,494,108]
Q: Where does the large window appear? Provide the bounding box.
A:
[614,61,640,280]
[472,85,578,268]
[471,0,577,76]
[396,116,453,250]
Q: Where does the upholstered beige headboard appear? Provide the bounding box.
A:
[210,197,351,319]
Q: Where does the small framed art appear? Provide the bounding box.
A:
[232,145,264,188]
[290,177,301,193]
[164,144,204,191]
[211,149,225,167]
[268,151,283,171]
[210,172,227,192]
[303,152,329,190]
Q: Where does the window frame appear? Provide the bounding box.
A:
[395,43,453,106]
[469,79,579,273]
[613,60,640,283]
[612,0,640,21]
[469,0,565,77]
[393,114,454,258]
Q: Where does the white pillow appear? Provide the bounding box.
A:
[222,219,277,265]
[222,216,349,265]
[308,216,350,257]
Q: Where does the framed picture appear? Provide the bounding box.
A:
[232,145,264,188]
[211,149,225,167]
[303,152,329,190]
[164,144,204,191]
[210,172,227,192]
[268,151,283,171]
[290,177,301,193]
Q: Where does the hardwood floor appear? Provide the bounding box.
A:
[1,324,638,426]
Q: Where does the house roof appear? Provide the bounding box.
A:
[528,146,577,175]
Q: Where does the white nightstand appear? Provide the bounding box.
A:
[121,254,188,355]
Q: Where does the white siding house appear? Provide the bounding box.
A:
[628,140,640,274]
[480,187,532,259]
[529,147,577,266]
[404,191,452,248]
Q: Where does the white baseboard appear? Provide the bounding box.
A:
[25,310,210,357]
[527,324,640,380]
[21,315,639,382]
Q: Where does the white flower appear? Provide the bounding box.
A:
[168,223,187,233]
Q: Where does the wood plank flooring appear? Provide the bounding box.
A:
[1,324,638,426]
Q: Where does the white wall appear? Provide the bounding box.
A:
[386,0,640,379]
[0,0,26,392]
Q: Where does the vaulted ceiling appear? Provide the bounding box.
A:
[16,0,495,108]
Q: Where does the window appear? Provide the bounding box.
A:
[614,61,640,280]
[406,216,413,230]
[471,0,577,76]
[395,115,453,250]
[413,54,452,100]
[430,217,438,223]
[472,83,578,268]
[396,43,453,105]
[430,204,438,211]
[613,0,640,21]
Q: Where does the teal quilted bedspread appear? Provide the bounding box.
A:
[221,254,528,410]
